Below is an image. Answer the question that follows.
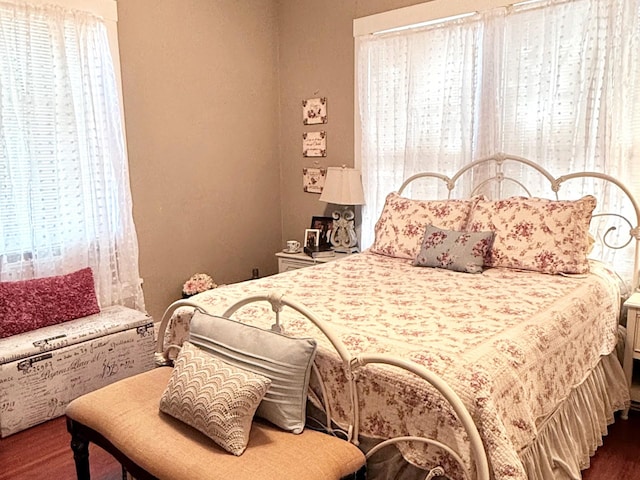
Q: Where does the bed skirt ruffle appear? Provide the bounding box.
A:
[519,352,629,480]
[356,352,629,480]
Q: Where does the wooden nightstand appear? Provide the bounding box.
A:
[276,251,349,273]
[623,291,640,407]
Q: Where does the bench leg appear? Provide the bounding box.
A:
[341,465,366,480]
[69,426,91,480]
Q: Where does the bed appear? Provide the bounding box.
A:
[158,153,637,480]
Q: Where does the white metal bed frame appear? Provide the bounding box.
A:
[155,153,639,480]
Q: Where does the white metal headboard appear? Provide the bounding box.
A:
[397,152,640,290]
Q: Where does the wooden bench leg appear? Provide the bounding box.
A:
[68,419,91,480]
[341,465,366,480]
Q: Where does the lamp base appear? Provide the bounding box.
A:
[329,208,359,253]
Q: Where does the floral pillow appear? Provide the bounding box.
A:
[466,195,597,274]
[413,225,494,273]
[0,267,100,338]
[371,192,475,259]
[159,341,271,456]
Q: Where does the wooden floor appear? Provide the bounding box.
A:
[1,411,639,479]
[581,409,640,480]
[0,416,121,480]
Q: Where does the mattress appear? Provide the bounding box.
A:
[167,251,627,479]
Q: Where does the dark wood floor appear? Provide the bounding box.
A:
[581,409,640,480]
[1,411,639,479]
[0,416,121,480]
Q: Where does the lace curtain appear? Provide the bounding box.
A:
[357,0,640,280]
[0,2,145,310]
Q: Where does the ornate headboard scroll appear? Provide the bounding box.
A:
[397,153,640,290]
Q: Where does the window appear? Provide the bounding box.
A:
[355,0,640,279]
[0,1,144,310]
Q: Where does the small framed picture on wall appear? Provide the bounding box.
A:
[302,167,326,193]
[302,131,327,157]
[302,97,327,125]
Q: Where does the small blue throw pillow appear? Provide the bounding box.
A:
[413,225,494,273]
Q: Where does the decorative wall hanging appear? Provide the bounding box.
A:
[302,131,327,157]
[302,167,326,194]
[302,97,327,125]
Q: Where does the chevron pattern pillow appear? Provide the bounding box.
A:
[159,341,271,455]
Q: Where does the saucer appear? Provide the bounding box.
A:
[282,248,301,254]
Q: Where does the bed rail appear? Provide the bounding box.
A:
[397,152,640,290]
[155,293,490,480]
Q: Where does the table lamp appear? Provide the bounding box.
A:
[319,166,365,253]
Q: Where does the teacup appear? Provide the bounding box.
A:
[285,240,300,252]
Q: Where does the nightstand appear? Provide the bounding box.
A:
[276,251,349,273]
[623,291,640,407]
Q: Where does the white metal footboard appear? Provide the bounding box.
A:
[155,294,359,443]
[154,293,490,480]
[353,354,489,480]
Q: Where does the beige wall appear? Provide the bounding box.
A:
[118,0,281,321]
[276,0,425,245]
[117,0,426,321]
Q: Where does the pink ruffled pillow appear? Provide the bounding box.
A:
[371,192,475,259]
[0,267,100,338]
[466,196,597,274]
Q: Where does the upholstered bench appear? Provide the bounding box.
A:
[0,305,154,437]
[66,367,366,480]
[65,295,367,480]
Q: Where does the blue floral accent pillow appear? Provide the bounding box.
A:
[413,225,494,273]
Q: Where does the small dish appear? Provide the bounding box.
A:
[282,248,301,254]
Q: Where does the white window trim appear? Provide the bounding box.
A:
[353,0,513,37]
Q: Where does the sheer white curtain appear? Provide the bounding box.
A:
[0,2,145,310]
[357,0,640,275]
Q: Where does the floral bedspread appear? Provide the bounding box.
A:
[167,251,621,480]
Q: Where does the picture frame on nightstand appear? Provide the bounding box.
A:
[304,228,320,248]
[310,216,333,247]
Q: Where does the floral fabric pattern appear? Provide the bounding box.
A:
[371,193,474,259]
[169,252,620,479]
[466,196,596,274]
[413,225,494,273]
